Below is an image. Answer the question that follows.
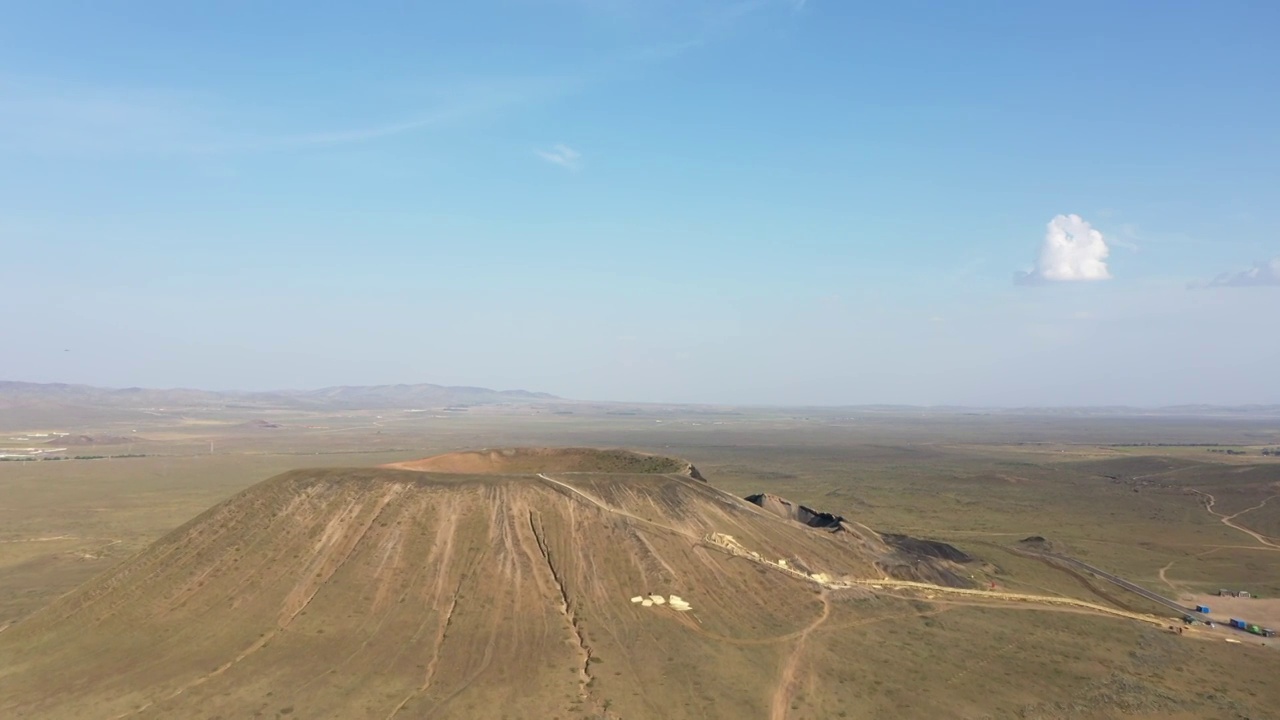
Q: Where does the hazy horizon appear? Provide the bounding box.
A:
[7,377,1280,412]
[3,2,1277,407]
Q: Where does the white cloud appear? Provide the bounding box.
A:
[536,143,582,170]
[1015,214,1112,285]
[1205,256,1280,287]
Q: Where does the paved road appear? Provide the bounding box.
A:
[1026,550,1204,619]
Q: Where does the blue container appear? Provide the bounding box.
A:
[1230,618,1245,628]
[1196,605,1210,613]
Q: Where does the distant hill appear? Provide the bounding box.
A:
[296,383,557,407]
[45,434,139,446]
[0,381,560,412]
[3,380,1277,416]
[0,449,972,719]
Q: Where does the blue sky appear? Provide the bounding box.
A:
[2,1,1277,405]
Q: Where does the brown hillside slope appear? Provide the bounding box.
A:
[0,461,891,719]
[3,451,1276,719]
[743,492,975,587]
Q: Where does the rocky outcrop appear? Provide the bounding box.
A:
[743,492,976,588]
[743,493,844,530]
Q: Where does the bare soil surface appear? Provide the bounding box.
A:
[1185,593,1280,630]
[5,437,1280,720]
[0,464,888,719]
[383,447,693,476]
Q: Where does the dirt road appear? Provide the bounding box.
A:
[536,473,699,541]
[832,578,1168,626]
[770,591,830,720]
[539,473,1174,635]
[1192,491,1279,549]
[702,534,1171,627]
[1021,550,1197,618]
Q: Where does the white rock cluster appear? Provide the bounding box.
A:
[630,594,692,611]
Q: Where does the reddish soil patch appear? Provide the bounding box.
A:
[383,447,694,476]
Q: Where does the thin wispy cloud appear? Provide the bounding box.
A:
[0,75,214,155]
[1015,214,1112,285]
[630,38,707,63]
[264,77,580,151]
[536,144,583,170]
[1203,256,1280,288]
[1,0,795,160]
[573,0,805,18]
[0,73,576,156]
[754,0,811,15]
[228,114,455,152]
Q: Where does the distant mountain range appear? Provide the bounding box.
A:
[2,381,1277,417]
[0,381,560,411]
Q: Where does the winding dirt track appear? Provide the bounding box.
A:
[770,592,830,720]
[835,579,1168,626]
[390,470,1183,720]
[536,473,698,540]
[531,471,1183,718]
[1192,491,1279,549]
[702,536,1171,627]
[540,472,1174,632]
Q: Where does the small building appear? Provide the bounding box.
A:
[1219,589,1231,597]
[1238,591,1252,598]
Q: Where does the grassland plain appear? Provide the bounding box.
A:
[1,405,1279,718]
